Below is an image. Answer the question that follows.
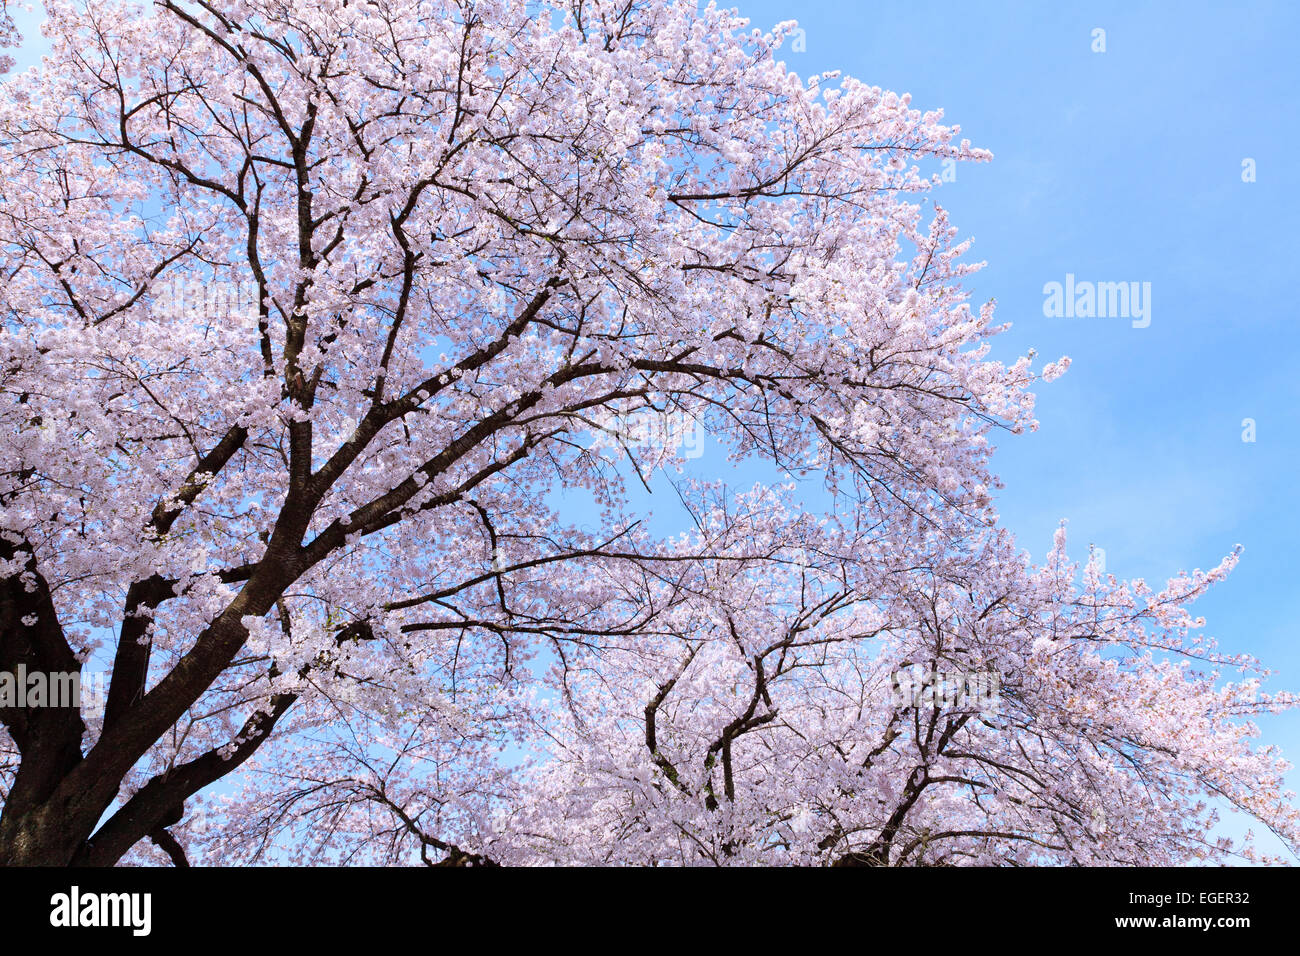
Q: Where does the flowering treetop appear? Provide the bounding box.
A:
[0,0,1292,866]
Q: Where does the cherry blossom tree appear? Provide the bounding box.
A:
[0,0,1294,866]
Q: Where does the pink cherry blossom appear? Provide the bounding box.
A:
[0,0,1292,866]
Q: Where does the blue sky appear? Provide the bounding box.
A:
[742,0,1300,852]
[7,0,1299,859]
